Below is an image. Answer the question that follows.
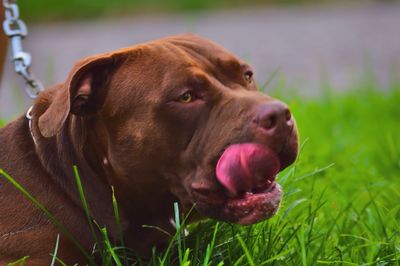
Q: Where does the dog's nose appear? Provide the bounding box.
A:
[253,101,293,133]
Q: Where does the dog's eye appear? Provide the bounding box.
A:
[244,70,253,83]
[178,91,193,103]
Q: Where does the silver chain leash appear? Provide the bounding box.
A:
[2,0,44,99]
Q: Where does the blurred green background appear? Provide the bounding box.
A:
[18,0,390,21]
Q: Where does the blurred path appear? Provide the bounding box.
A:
[1,3,399,119]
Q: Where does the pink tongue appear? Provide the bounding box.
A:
[216,143,280,196]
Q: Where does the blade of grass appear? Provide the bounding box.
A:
[260,67,281,92]
[100,227,123,266]
[233,254,245,266]
[174,202,183,265]
[202,222,219,266]
[73,166,99,245]
[50,234,60,266]
[51,257,67,266]
[111,186,128,265]
[259,249,291,265]
[317,260,360,265]
[7,256,29,266]
[236,234,255,266]
[297,227,307,266]
[294,163,335,182]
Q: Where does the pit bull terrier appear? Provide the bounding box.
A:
[0,34,298,264]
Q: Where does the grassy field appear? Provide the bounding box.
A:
[1,83,399,265]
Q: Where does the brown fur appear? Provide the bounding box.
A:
[0,35,298,264]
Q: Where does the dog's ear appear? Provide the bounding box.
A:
[37,53,123,138]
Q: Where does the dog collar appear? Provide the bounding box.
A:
[26,106,38,145]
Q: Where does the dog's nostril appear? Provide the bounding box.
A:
[284,109,291,121]
[254,102,292,132]
[264,114,277,129]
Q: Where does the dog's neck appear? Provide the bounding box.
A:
[77,115,180,253]
[32,113,177,254]
[31,114,120,243]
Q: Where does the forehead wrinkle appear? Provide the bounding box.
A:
[160,42,200,68]
[166,38,226,69]
[173,45,214,73]
[185,64,243,94]
[166,40,246,89]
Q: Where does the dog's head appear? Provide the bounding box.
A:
[35,34,298,225]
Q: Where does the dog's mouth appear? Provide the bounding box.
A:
[191,143,286,225]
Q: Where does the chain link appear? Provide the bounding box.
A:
[2,0,44,99]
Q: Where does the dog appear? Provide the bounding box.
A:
[0,34,298,264]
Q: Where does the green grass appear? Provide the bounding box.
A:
[1,83,399,265]
[17,0,340,22]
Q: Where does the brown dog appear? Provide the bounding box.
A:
[0,35,298,264]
